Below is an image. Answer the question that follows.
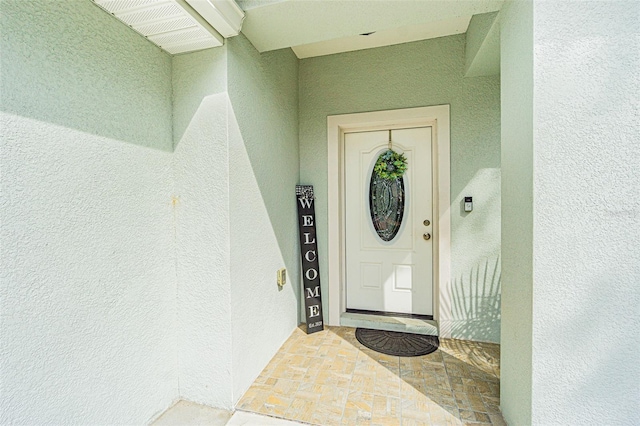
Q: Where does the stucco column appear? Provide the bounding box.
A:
[500,1,639,424]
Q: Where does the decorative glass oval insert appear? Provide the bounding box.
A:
[369,172,405,242]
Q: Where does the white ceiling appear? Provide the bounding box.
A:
[236,0,504,58]
[292,16,471,59]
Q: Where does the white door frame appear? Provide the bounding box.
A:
[327,105,451,326]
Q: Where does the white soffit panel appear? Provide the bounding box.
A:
[92,0,224,54]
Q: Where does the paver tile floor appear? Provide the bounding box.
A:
[237,326,505,426]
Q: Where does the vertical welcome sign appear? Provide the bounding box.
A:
[296,185,324,334]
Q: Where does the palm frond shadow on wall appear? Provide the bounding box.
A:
[446,255,501,343]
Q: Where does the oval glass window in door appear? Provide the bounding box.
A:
[369,172,405,242]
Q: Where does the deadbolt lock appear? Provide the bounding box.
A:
[423,233,431,241]
[423,219,431,226]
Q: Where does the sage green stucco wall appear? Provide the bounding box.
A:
[172,48,228,145]
[0,0,172,150]
[530,1,639,423]
[1,1,175,424]
[499,1,534,424]
[227,33,300,402]
[499,1,640,423]
[172,48,233,409]
[170,34,300,407]
[299,34,501,342]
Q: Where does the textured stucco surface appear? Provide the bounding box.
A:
[465,11,500,77]
[299,35,501,342]
[172,46,236,409]
[499,1,640,424]
[498,1,534,424]
[0,0,172,150]
[530,1,640,424]
[227,34,300,403]
[170,35,300,408]
[0,1,177,424]
[173,91,233,409]
[1,114,177,425]
[172,48,228,145]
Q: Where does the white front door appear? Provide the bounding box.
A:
[345,127,433,316]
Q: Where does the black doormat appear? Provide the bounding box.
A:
[355,328,439,357]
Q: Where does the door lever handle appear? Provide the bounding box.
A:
[423,233,431,241]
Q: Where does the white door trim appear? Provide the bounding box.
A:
[327,105,451,326]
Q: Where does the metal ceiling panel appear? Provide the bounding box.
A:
[92,0,224,54]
